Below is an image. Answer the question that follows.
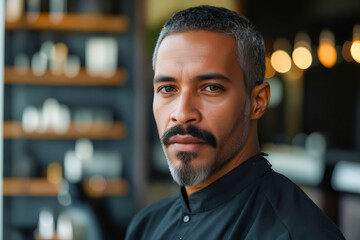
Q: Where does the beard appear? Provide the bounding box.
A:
[169,151,217,186]
[164,130,248,186]
[169,152,209,186]
[161,125,217,186]
[161,99,251,187]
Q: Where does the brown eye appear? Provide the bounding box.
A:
[204,85,222,92]
[159,86,176,93]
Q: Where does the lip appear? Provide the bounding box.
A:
[168,135,207,152]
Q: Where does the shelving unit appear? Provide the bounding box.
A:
[4,66,127,86]
[5,13,130,33]
[2,1,144,239]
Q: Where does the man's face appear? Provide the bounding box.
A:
[153,30,251,186]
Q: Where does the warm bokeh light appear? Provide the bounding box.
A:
[350,40,360,63]
[318,30,337,68]
[292,32,312,69]
[292,46,312,69]
[265,56,276,78]
[342,41,353,62]
[318,43,337,68]
[271,50,292,73]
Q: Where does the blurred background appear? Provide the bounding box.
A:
[0,0,360,239]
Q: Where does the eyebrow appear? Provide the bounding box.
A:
[153,75,176,84]
[194,73,231,82]
[153,73,231,84]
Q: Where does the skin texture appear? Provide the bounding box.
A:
[153,30,270,196]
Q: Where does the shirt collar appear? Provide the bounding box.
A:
[179,152,272,213]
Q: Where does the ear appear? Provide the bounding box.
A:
[250,82,270,120]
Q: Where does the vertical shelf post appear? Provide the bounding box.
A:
[0,0,5,238]
[133,0,148,210]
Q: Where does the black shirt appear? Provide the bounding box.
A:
[125,153,345,240]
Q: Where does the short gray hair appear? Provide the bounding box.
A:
[152,5,265,95]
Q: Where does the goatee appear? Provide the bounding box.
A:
[161,125,217,186]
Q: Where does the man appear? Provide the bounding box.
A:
[126,5,345,240]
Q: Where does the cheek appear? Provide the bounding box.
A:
[205,100,247,140]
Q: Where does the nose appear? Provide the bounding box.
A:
[170,90,201,124]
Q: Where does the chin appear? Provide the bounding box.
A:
[165,153,219,186]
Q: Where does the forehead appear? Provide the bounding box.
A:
[155,30,241,75]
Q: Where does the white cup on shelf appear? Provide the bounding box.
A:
[38,209,55,239]
[39,98,60,133]
[57,213,74,240]
[39,98,71,134]
[5,0,24,22]
[22,106,41,133]
[64,150,82,184]
[75,138,94,160]
[85,37,118,78]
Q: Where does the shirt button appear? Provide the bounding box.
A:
[183,215,190,223]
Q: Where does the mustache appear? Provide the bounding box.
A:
[161,125,217,148]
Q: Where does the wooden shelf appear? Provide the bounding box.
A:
[3,178,61,196]
[3,121,126,139]
[5,13,129,33]
[4,66,126,86]
[83,178,129,197]
[35,233,60,240]
[3,178,129,197]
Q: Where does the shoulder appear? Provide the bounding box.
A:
[261,170,305,197]
[125,194,180,239]
[258,171,345,239]
[259,171,322,219]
